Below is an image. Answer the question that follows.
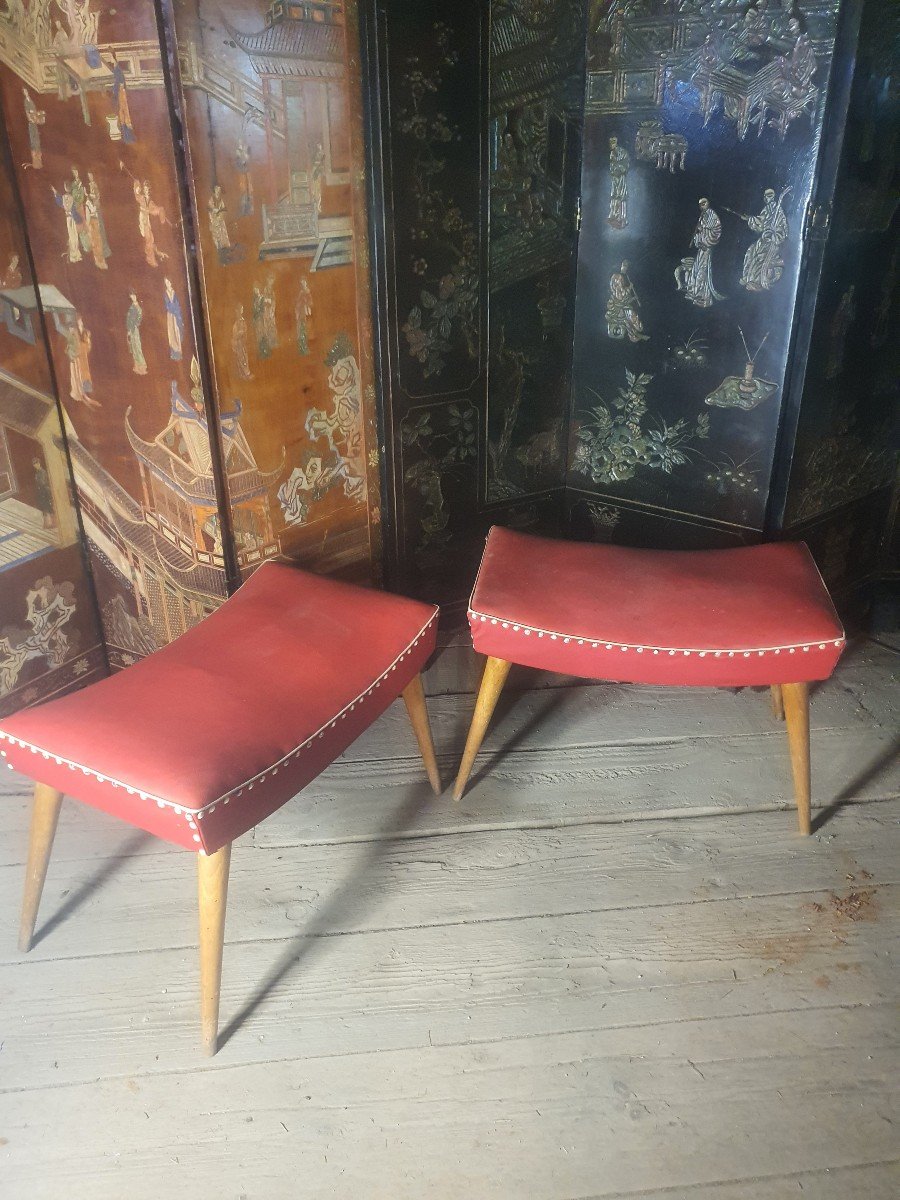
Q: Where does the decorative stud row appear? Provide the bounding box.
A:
[0,611,438,842]
[467,610,844,658]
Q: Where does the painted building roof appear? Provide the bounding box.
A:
[226,13,344,79]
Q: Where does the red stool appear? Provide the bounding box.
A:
[0,563,439,1054]
[453,527,845,832]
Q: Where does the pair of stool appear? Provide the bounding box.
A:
[0,528,845,1053]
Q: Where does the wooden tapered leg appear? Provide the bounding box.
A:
[401,674,441,795]
[453,656,512,802]
[198,842,231,1056]
[19,783,64,953]
[782,682,811,835]
[770,683,785,721]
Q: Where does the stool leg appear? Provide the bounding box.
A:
[770,684,785,721]
[19,783,64,953]
[782,683,811,835]
[198,842,231,1056]
[453,656,512,802]
[401,674,441,794]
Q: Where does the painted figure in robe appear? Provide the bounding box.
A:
[70,169,91,255]
[84,194,109,269]
[232,304,252,379]
[295,275,312,355]
[606,262,648,342]
[126,292,147,375]
[110,54,135,143]
[236,141,253,216]
[65,317,96,406]
[2,254,22,288]
[607,136,629,229]
[23,88,45,169]
[163,278,183,361]
[51,183,83,263]
[262,277,278,349]
[739,188,789,292]
[208,185,230,255]
[87,173,110,258]
[680,199,724,308]
[311,142,326,214]
[252,286,269,358]
[134,180,167,267]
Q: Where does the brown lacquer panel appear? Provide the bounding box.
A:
[170,0,381,583]
[0,0,229,669]
[0,127,105,716]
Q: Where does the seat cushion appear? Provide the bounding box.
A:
[0,563,437,853]
[467,527,844,688]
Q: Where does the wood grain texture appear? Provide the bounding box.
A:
[783,681,811,834]
[401,674,441,794]
[17,783,63,953]
[197,842,231,1056]
[454,655,512,799]
[0,639,896,1198]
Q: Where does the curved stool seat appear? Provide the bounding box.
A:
[454,527,845,832]
[1,562,440,1053]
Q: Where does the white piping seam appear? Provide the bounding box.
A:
[468,530,847,657]
[466,607,845,657]
[0,609,438,819]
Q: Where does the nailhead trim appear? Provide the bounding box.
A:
[0,610,438,821]
[467,609,844,659]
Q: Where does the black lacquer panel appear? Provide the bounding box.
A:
[367,0,587,604]
[485,1,587,506]
[570,1,841,540]
[366,0,893,614]
[387,8,484,400]
[365,0,487,600]
[783,0,899,564]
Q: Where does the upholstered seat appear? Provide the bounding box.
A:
[1,561,440,1053]
[1,562,438,853]
[454,527,846,835]
[467,528,844,688]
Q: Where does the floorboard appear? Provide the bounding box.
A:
[0,638,897,1197]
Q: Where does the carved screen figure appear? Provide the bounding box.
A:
[740,187,790,291]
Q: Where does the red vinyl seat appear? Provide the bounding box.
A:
[1,561,440,1054]
[454,527,845,832]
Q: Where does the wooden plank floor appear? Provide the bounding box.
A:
[0,637,897,1199]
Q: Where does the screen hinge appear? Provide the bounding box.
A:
[575,194,582,232]
[802,200,832,242]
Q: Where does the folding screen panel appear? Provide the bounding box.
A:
[780,0,899,603]
[567,1,843,548]
[0,133,105,717]
[168,0,383,582]
[0,0,384,707]
[0,0,229,670]
[365,0,587,604]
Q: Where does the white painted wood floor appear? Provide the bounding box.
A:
[0,636,898,1199]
